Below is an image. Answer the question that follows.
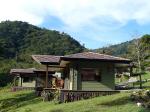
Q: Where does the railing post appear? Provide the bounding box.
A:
[45,64,48,88]
[59,90,65,103]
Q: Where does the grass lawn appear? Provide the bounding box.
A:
[115,72,150,88]
[0,89,150,112]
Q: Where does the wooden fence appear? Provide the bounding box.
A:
[59,90,120,103]
[11,86,35,92]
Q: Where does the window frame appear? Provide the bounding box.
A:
[81,68,101,82]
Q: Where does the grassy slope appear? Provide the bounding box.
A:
[0,89,149,112]
[116,72,150,88]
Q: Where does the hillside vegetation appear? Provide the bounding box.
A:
[0,21,84,60]
[0,21,85,86]
[0,20,150,87]
[95,35,150,69]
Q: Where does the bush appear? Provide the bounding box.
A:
[130,90,150,108]
[41,89,60,103]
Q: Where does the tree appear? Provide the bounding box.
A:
[128,34,150,89]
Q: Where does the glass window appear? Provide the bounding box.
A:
[23,77,33,82]
[81,68,101,81]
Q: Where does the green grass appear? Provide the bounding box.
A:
[0,89,150,112]
[133,72,150,87]
[142,72,150,80]
[115,72,150,88]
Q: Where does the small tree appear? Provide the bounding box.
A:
[128,34,147,89]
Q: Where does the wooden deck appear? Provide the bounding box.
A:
[59,90,120,102]
[43,88,120,103]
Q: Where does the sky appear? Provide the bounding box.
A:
[0,0,150,49]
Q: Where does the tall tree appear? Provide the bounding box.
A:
[128,34,150,88]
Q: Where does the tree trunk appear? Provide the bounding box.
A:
[137,50,142,89]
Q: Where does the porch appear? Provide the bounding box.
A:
[43,88,120,103]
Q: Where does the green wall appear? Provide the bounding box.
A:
[18,77,36,87]
[67,61,115,91]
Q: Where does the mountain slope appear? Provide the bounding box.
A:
[0,21,85,61]
[0,21,85,86]
[94,35,150,68]
[94,40,134,57]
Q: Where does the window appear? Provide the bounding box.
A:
[23,77,34,82]
[81,68,101,81]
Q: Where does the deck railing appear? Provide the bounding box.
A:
[41,88,120,102]
[59,90,120,102]
[11,86,35,92]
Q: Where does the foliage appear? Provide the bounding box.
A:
[95,35,150,69]
[131,90,150,108]
[0,21,85,87]
[0,21,85,60]
[94,40,133,57]
[41,89,60,103]
[115,72,150,89]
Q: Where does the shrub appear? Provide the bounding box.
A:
[41,89,60,103]
[130,90,150,108]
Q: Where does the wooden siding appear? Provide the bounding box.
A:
[82,81,113,91]
[66,61,115,91]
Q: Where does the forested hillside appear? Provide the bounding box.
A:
[0,20,149,87]
[94,40,134,57]
[0,21,85,86]
[0,21,85,60]
[94,35,150,69]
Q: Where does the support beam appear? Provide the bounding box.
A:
[45,64,48,88]
[36,73,38,87]
[13,76,16,86]
[139,74,142,89]
[21,76,23,87]
[130,66,133,76]
[47,65,66,68]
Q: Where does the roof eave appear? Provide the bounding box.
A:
[31,55,41,64]
[40,62,60,65]
[61,57,131,64]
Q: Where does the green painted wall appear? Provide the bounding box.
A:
[68,61,115,91]
[18,77,35,87]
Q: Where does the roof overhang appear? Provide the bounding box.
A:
[31,55,61,65]
[10,68,57,77]
[40,62,60,65]
[32,52,132,67]
[60,57,131,64]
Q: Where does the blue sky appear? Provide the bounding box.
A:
[0,0,150,49]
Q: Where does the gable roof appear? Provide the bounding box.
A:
[61,52,131,63]
[32,55,61,65]
[32,52,131,65]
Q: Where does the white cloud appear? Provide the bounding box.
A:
[1,0,150,26]
[0,0,44,25]
[0,0,150,47]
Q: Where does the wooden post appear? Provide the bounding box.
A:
[13,76,16,86]
[21,76,23,87]
[130,66,133,76]
[35,73,38,87]
[139,73,142,89]
[46,64,48,88]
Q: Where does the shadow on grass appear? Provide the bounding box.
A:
[50,109,64,112]
[138,108,150,112]
[97,96,130,107]
[97,96,150,112]
[0,91,41,112]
